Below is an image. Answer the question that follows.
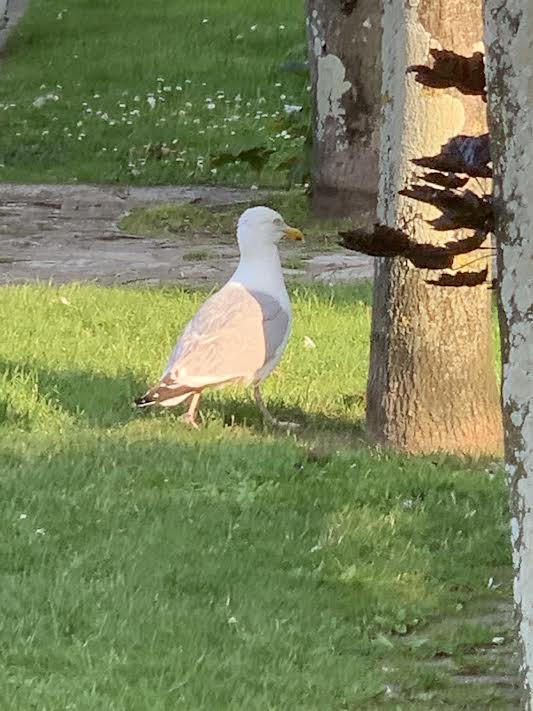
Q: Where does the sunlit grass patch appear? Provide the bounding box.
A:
[0,281,513,708]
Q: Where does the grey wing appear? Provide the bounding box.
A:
[162,284,290,388]
[252,289,290,365]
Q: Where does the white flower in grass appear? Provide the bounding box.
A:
[207,102,216,110]
[35,528,45,535]
[250,24,257,31]
[279,24,286,30]
[147,96,156,110]
[284,103,302,114]
[304,336,316,349]
[202,18,208,23]
[235,34,244,40]
[19,513,27,520]
[32,93,59,108]
[175,85,182,91]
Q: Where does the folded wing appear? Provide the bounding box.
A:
[159,283,290,394]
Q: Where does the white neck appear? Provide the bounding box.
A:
[230,241,289,305]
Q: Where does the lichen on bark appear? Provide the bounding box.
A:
[485,1,533,704]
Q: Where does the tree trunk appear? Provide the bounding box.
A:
[306,0,382,218]
[485,2,533,705]
[366,0,502,455]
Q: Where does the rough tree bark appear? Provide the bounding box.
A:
[485,2,533,705]
[306,0,382,217]
[366,0,502,455]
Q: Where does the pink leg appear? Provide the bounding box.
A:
[180,392,201,429]
[253,386,300,431]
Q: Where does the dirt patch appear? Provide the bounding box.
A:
[0,183,374,286]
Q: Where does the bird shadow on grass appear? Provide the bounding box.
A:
[0,358,366,454]
[196,392,367,454]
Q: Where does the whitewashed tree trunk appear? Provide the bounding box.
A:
[485,2,533,705]
[366,0,502,455]
[306,0,382,217]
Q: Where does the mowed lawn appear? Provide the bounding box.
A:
[0,0,307,186]
[0,282,513,709]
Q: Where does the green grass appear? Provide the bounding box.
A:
[0,0,308,186]
[0,282,514,709]
[119,191,357,252]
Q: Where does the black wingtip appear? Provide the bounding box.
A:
[134,393,156,408]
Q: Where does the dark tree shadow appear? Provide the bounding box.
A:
[0,358,145,428]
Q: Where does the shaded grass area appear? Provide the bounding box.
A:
[119,191,357,253]
[0,282,514,709]
[0,0,307,186]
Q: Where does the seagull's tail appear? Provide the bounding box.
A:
[134,383,197,409]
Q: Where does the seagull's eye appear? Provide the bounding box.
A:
[273,217,283,226]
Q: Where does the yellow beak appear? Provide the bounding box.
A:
[283,225,304,242]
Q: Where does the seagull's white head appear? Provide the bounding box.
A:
[237,206,304,254]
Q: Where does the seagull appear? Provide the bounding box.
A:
[135,206,304,428]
